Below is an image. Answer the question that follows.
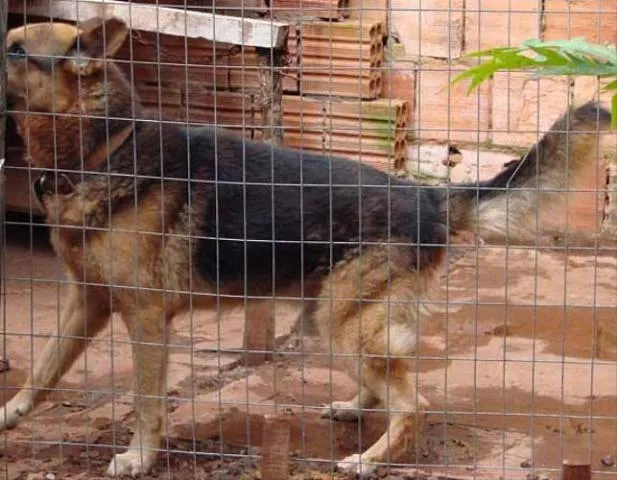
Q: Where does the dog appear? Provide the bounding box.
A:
[3,16,611,477]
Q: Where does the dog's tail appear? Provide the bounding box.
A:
[444,101,611,242]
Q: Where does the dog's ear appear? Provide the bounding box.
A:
[65,17,128,75]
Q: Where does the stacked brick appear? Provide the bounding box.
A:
[282,96,409,171]
[270,0,350,20]
[115,32,262,137]
[114,1,615,181]
[284,20,385,99]
[115,0,410,172]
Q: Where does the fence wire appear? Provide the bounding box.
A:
[1,1,616,480]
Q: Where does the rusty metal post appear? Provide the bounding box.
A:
[0,0,9,372]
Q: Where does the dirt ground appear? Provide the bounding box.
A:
[1,218,617,480]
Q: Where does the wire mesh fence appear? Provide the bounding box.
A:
[1,1,616,479]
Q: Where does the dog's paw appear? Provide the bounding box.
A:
[336,453,378,476]
[0,395,34,431]
[321,401,362,422]
[106,450,156,478]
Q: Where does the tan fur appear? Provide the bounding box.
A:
[3,16,610,478]
[446,106,610,243]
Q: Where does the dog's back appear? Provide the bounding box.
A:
[187,127,445,291]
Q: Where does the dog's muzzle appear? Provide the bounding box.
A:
[33,172,75,212]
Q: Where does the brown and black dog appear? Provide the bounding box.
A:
[3,16,611,477]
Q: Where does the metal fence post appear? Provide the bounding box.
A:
[0,0,9,373]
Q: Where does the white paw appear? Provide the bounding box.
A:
[0,396,34,430]
[336,453,378,476]
[106,450,156,477]
[321,401,362,422]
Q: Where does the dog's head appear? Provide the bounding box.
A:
[6,17,137,169]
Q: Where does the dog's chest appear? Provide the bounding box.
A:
[47,198,172,292]
[49,226,99,283]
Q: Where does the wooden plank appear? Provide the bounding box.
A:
[244,300,275,367]
[8,0,290,49]
[561,462,592,480]
[258,48,285,145]
[260,415,290,480]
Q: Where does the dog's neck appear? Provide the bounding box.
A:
[33,122,135,202]
[83,123,134,172]
[15,112,134,173]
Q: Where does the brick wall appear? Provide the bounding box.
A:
[377,0,616,147]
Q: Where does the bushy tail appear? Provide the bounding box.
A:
[444,101,612,242]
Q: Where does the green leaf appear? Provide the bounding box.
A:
[466,68,494,94]
[452,37,617,128]
[452,38,617,93]
[604,79,617,91]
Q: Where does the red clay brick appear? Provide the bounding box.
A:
[544,0,617,44]
[574,76,615,110]
[491,72,574,147]
[414,62,490,142]
[391,0,465,59]
[561,155,607,234]
[381,64,416,127]
[348,0,388,22]
[464,0,542,53]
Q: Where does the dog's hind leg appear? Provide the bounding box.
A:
[0,280,110,431]
[336,356,428,475]
[107,299,169,478]
[314,252,430,475]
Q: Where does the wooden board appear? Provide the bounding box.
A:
[8,0,289,49]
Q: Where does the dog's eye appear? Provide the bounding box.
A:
[8,43,26,59]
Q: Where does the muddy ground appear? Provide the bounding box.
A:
[1,217,617,480]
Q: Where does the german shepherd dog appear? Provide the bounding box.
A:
[3,16,611,477]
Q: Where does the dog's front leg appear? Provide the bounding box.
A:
[107,303,168,478]
[0,281,110,430]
